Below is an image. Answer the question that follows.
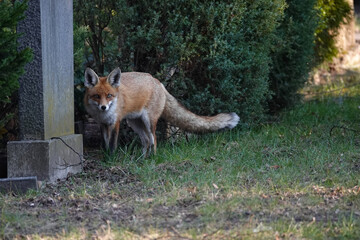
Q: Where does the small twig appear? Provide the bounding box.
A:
[51,137,85,168]
[164,66,177,81]
[329,125,360,137]
[163,124,191,143]
[54,158,84,170]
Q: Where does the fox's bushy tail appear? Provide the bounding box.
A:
[161,91,239,133]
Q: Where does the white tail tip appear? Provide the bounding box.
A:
[226,112,240,129]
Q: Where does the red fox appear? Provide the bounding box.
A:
[84,67,239,155]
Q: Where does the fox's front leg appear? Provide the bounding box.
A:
[100,122,120,152]
[109,121,120,153]
[100,124,111,150]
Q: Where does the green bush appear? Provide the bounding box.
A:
[75,0,285,126]
[73,24,90,121]
[74,0,352,125]
[268,0,318,111]
[0,0,32,105]
[0,0,32,142]
[73,0,120,75]
[268,0,352,112]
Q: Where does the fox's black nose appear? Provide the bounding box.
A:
[101,106,106,111]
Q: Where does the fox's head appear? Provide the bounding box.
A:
[84,67,121,112]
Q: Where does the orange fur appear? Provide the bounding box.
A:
[84,67,239,155]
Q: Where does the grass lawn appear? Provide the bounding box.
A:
[1,77,360,239]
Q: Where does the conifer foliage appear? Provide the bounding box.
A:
[0,0,32,104]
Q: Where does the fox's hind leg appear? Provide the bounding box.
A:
[150,119,158,154]
[140,111,155,155]
[127,118,153,156]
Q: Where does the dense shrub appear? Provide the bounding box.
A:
[0,0,32,105]
[73,0,352,125]
[74,0,285,126]
[268,0,351,111]
[268,0,318,111]
[73,0,119,75]
[73,24,89,121]
[0,0,32,141]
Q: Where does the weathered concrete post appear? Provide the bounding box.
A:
[6,0,83,182]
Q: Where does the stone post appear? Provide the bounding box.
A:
[6,0,83,182]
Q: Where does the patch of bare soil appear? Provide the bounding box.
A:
[312,40,360,85]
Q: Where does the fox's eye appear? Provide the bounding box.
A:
[107,94,113,98]
[92,94,100,99]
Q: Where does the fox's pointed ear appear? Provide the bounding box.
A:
[84,68,99,88]
[107,67,121,88]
